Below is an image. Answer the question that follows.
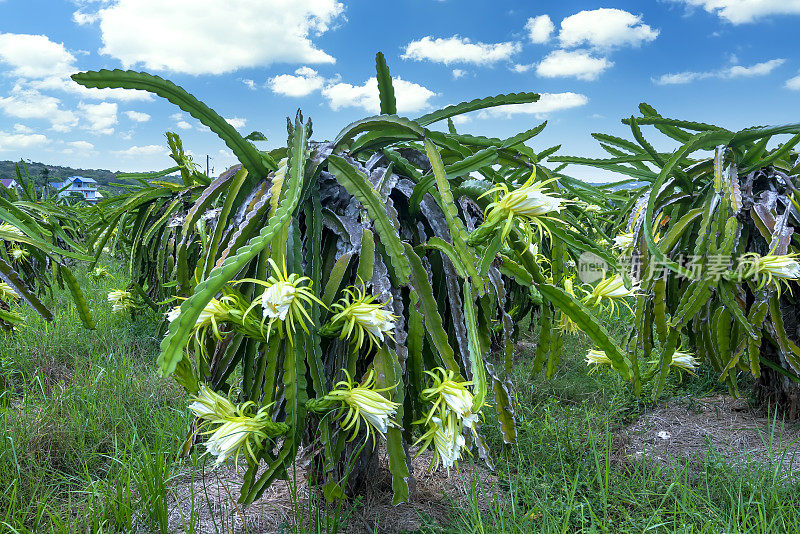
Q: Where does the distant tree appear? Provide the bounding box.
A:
[38,167,50,189]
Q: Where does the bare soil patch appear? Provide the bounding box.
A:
[618,394,800,476]
[157,450,496,534]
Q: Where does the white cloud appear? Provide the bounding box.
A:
[558,8,659,49]
[452,69,467,79]
[13,123,33,134]
[512,63,534,73]
[0,87,78,132]
[525,15,554,43]
[451,114,471,125]
[654,71,702,85]
[675,0,800,24]
[225,117,247,129]
[653,58,785,84]
[723,58,784,77]
[268,67,326,97]
[0,130,49,151]
[477,92,589,119]
[113,144,168,157]
[402,35,520,65]
[322,77,436,114]
[67,140,94,152]
[536,49,613,81]
[124,110,150,122]
[29,74,153,102]
[79,102,117,134]
[170,113,195,130]
[72,10,99,25]
[84,0,343,74]
[241,78,258,90]
[0,32,75,78]
[266,68,435,114]
[0,32,150,102]
[786,74,800,90]
[28,75,150,102]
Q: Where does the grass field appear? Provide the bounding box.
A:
[466,338,800,533]
[0,261,192,533]
[2,261,800,533]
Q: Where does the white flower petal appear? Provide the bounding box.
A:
[585,349,611,366]
[613,232,634,250]
[345,388,398,437]
[431,415,466,469]
[261,281,297,320]
[204,419,258,464]
[671,351,699,371]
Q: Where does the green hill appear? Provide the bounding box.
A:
[0,160,118,188]
[0,160,183,196]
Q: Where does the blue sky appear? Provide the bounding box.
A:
[0,0,799,182]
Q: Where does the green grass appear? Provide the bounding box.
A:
[2,268,800,533]
[435,320,800,533]
[0,260,191,533]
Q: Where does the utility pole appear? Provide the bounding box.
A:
[206,155,210,177]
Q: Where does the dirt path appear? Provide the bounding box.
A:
[618,394,800,477]
[155,450,495,534]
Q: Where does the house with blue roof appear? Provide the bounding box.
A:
[52,176,102,203]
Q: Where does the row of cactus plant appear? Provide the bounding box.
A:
[0,167,96,330]
[554,105,800,410]
[70,54,631,503]
[6,52,800,505]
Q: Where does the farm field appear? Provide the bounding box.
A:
[4,3,800,533]
[2,263,800,533]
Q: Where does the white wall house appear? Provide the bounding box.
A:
[53,176,103,203]
[0,178,20,191]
